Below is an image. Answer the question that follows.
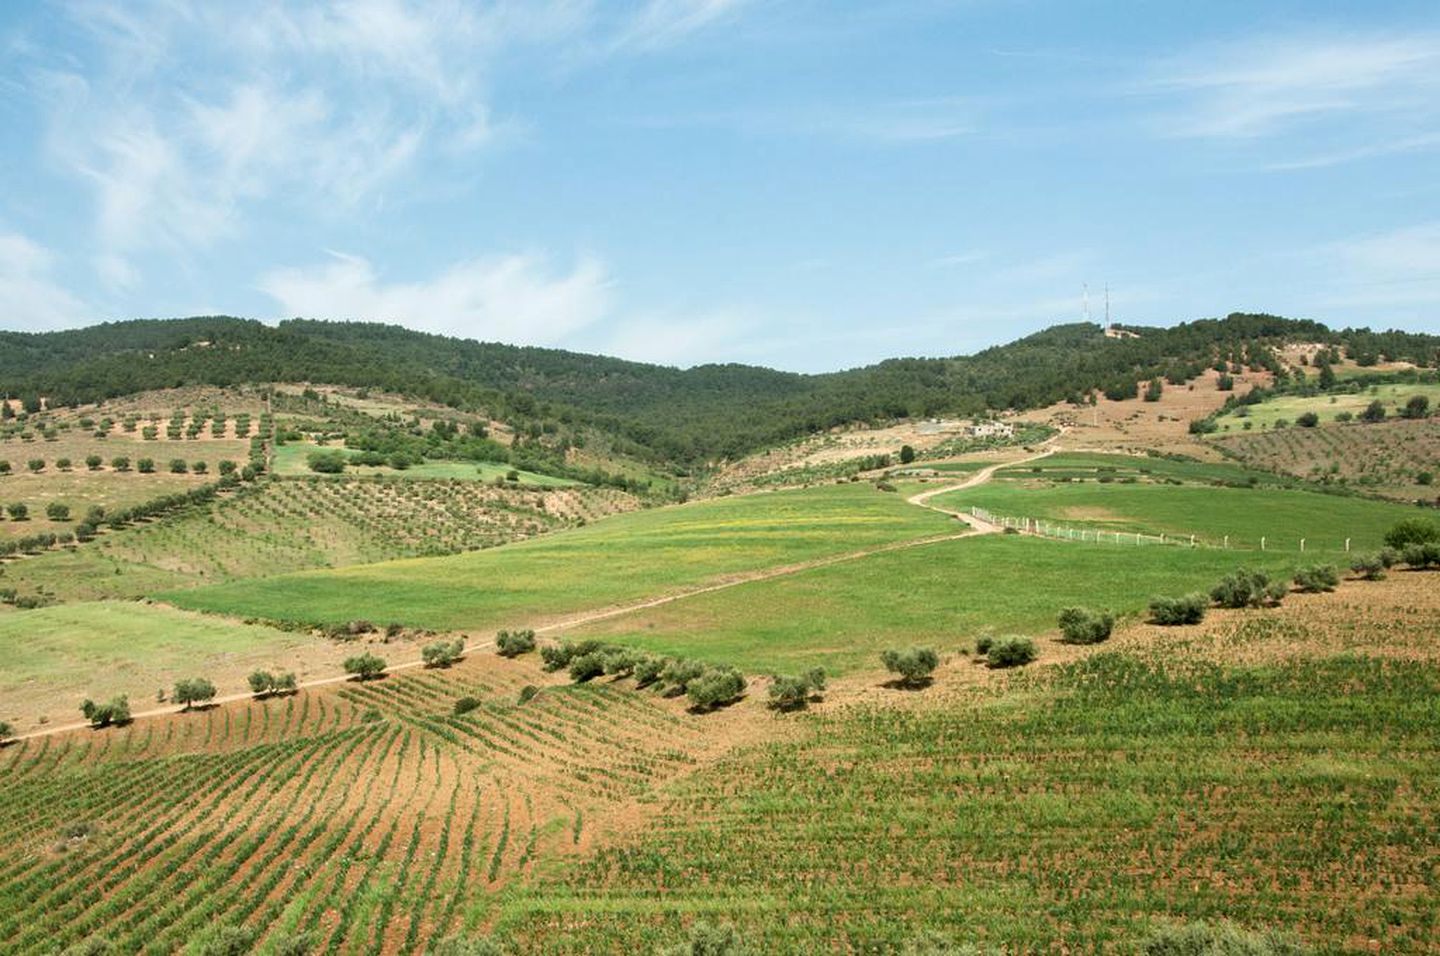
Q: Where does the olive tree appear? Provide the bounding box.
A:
[686,668,746,712]
[1148,593,1207,625]
[1057,606,1114,644]
[80,695,131,728]
[422,638,465,668]
[881,647,939,687]
[343,653,386,681]
[495,629,536,657]
[173,677,217,711]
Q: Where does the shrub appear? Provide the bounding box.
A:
[137,457,155,473]
[658,922,749,956]
[1140,920,1310,956]
[601,647,641,676]
[169,458,188,474]
[1057,606,1113,644]
[518,685,539,704]
[1149,593,1207,625]
[1402,542,1440,569]
[568,652,606,682]
[80,695,131,728]
[46,502,71,521]
[343,653,386,681]
[453,696,481,715]
[7,502,29,520]
[1402,395,1430,419]
[56,457,72,471]
[1359,400,1386,423]
[110,456,130,472]
[307,450,348,474]
[974,634,994,655]
[422,638,465,668]
[881,647,939,687]
[633,656,666,687]
[540,639,601,672]
[495,628,537,657]
[0,720,13,745]
[172,677,217,711]
[767,667,826,711]
[1384,517,1439,550]
[248,670,297,697]
[85,454,103,470]
[687,668,747,711]
[1295,411,1319,428]
[1211,568,1285,608]
[27,458,44,473]
[192,460,208,474]
[1292,564,1340,593]
[1350,553,1387,580]
[218,459,238,475]
[659,658,706,695]
[986,637,1037,668]
[899,444,916,464]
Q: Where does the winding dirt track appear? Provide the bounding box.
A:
[11,443,1056,743]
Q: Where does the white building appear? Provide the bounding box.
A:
[966,420,1014,439]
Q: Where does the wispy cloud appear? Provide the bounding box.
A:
[607,0,751,54]
[259,250,612,344]
[1149,31,1440,140]
[0,231,90,328]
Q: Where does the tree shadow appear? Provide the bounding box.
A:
[880,677,934,691]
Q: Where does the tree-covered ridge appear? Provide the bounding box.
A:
[2,313,1436,464]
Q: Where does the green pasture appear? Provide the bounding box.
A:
[1212,382,1440,431]
[564,533,1306,673]
[1001,451,1285,486]
[161,483,959,631]
[935,473,1417,552]
[271,442,577,486]
[0,602,310,721]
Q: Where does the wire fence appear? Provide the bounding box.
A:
[969,507,1364,554]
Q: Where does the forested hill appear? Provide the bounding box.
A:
[2,314,1437,464]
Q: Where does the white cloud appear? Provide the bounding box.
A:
[259,251,612,344]
[597,308,759,367]
[0,232,90,329]
[608,0,750,53]
[1151,32,1440,139]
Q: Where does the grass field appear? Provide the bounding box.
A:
[563,534,1308,673]
[934,466,1418,553]
[272,443,577,486]
[162,484,959,630]
[0,603,314,727]
[1211,382,1440,431]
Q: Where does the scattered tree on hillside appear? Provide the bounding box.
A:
[1384,518,1439,550]
[899,444,916,464]
[1292,565,1340,593]
[1295,411,1319,428]
[247,670,297,698]
[27,459,44,473]
[343,653,386,681]
[985,637,1037,668]
[6,502,29,521]
[767,668,827,711]
[80,695,131,728]
[1148,593,1207,625]
[1143,379,1164,402]
[687,668,747,712]
[1359,400,1386,423]
[1349,553,1388,581]
[46,502,71,521]
[495,629,536,657]
[137,457,155,473]
[881,647,939,687]
[422,638,465,668]
[110,456,131,472]
[1403,395,1430,419]
[173,677,217,711]
[1211,568,1287,608]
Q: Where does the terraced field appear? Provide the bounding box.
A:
[1215,418,1440,501]
[0,652,754,955]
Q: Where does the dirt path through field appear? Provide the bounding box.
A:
[10,441,1056,744]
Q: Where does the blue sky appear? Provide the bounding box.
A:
[2,1,1438,371]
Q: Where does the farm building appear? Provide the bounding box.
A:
[965,420,1014,438]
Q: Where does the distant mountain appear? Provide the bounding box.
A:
[2,314,1436,464]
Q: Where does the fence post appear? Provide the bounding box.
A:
[1261,536,1266,551]
[1224,534,1229,550]
[1190,534,1195,548]
[1300,538,1305,553]
[1345,538,1351,552]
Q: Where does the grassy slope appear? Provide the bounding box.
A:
[1211,382,1440,430]
[933,470,1416,552]
[564,534,1305,673]
[161,484,958,630]
[0,603,311,715]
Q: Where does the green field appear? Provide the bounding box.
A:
[935,465,1417,553]
[0,602,311,724]
[271,443,578,486]
[564,534,1304,673]
[162,484,960,630]
[1211,382,1440,431]
[497,651,1440,951]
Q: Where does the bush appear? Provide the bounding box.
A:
[658,922,749,956]
[307,450,348,474]
[540,639,601,672]
[422,638,465,668]
[518,685,539,704]
[568,652,606,682]
[46,502,71,521]
[1292,564,1340,593]
[169,458,188,474]
[343,653,386,681]
[27,458,44,473]
[80,695,131,728]
[767,668,826,711]
[1149,593,1208,625]
[6,502,29,521]
[1295,411,1319,428]
[453,696,481,715]
[172,677,217,711]
[881,647,939,687]
[1140,920,1310,956]
[633,656,666,687]
[495,628,536,657]
[1349,553,1387,580]
[110,456,130,472]
[601,647,641,676]
[659,658,706,695]
[974,634,994,655]
[1384,517,1440,550]
[687,668,747,711]
[1057,606,1113,644]
[0,720,13,745]
[1402,395,1430,419]
[1359,400,1386,423]
[1211,568,1285,608]
[986,637,1037,668]
[136,457,155,473]
[1402,542,1440,569]
[85,454,103,471]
